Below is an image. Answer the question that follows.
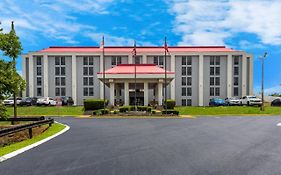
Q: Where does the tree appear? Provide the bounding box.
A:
[0,21,24,119]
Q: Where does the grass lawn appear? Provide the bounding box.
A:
[0,123,65,156]
[6,106,84,116]
[175,106,281,116]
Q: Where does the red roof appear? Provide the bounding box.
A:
[97,64,175,74]
[38,46,237,53]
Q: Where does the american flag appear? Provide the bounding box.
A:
[100,36,104,49]
[164,39,169,53]
[132,41,136,57]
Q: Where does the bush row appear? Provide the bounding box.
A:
[84,99,108,110]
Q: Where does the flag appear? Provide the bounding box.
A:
[164,38,169,53]
[132,41,136,57]
[100,36,104,49]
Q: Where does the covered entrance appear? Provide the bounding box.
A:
[97,64,175,106]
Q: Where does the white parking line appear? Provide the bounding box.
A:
[0,121,70,162]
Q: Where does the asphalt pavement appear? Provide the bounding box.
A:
[1,116,281,175]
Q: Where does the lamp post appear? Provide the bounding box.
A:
[260,52,267,111]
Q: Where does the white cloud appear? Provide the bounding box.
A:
[265,85,281,95]
[168,0,281,46]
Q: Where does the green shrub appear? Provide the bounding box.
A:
[146,107,152,113]
[84,99,106,110]
[129,106,136,111]
[100,109,109,115]
[164,99,176,109]
[162,109,179,115]
[137,106,147,111]
[113,110,119,114]
[119,106,129,113]
[151,110,157,114]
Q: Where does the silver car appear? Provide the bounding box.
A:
[225,97,241,106]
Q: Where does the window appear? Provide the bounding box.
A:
[181,99,192,106]
[154,56,164,68]
[134,56,141,64]
[182,56,186,65]
[215,87,220,96]
[187,67,192,75]
[215,77,220,86]
[210,87,214,96]
[187,87,192,96]
[186,99,192,106]
[234,67,239,75]
[234,77,239,85]
[55,88,60,96]
[182,56,192,65]
[89,67,94,75]
[89,56,94,65]
[182,67,186,76]
[37,88,42,96]
[182,99,186,106]
[83,77,88,86]
[83,57,88,65]
[89,77,94,86]
[61,87,66,96]
[182,87,186,96]
[83,88,88,96]
[210,56,215,65]
[55,67,60,75]
[61,77,66,86]
[182,77,186,86]
[111,56,122,66]
[83,67,88,75]
[215,67,220,75]
[187,77,192,86]
[210,67,214,75]
[36,56,42,65]
[55,77,60,86]
[37,77,42,86]
[55,57,60,65]
[61,67,65,75]
[210,77,214,85]
[234,87,239,96]
[215,56,220,65]
[234,56,239,65]
[89,88,94,96]
[36,67,42,76]
[60,56,65,65]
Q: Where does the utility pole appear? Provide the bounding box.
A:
[260,52,267,111]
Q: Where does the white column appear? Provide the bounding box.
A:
[143,55,147,64]
[29,55,34,97]
[21,56,26,97]
[71,55,77,105]
[158,80,163,106]
[227,54,232,98]
[43,54,48,97]
[99,54,104,99]
[241,54,247,96]
[170,54,176,100]
[124,81,129,106]
[144,81,149,106]
[249,55,253,95]
[128,54,133,64]
[110,81,115,106]
[198,54,204,106]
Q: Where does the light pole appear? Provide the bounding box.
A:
[260,52,267,111]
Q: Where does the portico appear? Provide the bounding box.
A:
[97,64,175,106]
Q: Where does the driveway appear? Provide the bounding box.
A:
[1,116,281,175]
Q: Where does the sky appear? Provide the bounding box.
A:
[0,0,281,95]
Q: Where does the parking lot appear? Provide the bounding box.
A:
[1,116,281,175]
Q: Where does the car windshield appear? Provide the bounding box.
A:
[7,97,13,100]
[249,96,257,99]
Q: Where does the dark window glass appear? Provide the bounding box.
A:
[61,87,66,96]
[36,56,42,65]
[234,67,239,75]
[210,87,214,96]
[61,56,65,65]
[55,88,60,96]
[210,77,214,85]
[182,56,186,65]
[215,87,220,96]
[89,56,94,65]
[55,67,60,75]
[89,77,94,86]
[37,67,42,76]
[187,77,192,86]
[83,57,88,65]
[83,77,88,86]
[83,67,88,76]
[83,88,88,96]
[37,77,42,86]
[234,87,239,96]
[61,77,65,86]
[210,67,214,75]
[37,88,42,96]
[215,67,220,75]
[55,77,60,86]
[234,77,239,85]
[182,99,186,106]
[182,87,186,96]
[187,56,192,65]
[187,87,192,96]
[182,67,186,76]
[187,99,192,106]
[135,56,141,64]
[89,67,94,75]
[61,67,65,75]
[210,56,215,65]
[55,57,60,65]
[215,56,220,65]
[111,57,116,66]
[159,56,164,66]
[215,77,220,85]
[153,56,158,65]
[234,56,239,65]
[182,77,186,86]
[187,67,192,75]
[89,88,94,96]
[117,56,122,65]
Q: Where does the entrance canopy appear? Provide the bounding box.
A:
[97,64,175,83]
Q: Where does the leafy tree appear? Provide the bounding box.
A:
[0,21,24,119]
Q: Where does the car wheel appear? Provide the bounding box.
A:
[247,101,250,106]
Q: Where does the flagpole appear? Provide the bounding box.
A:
[134,41,137,110]
[164,37,167,112]
[102,36,106,110]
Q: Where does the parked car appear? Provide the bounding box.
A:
[209,98,226,106]
[241,96,262,106]
[19,97,38,106]
[37,97,56,106]
[271,98,281,106]
[56,96,74,106]
[225,97,241,106]
[3,97,22,106]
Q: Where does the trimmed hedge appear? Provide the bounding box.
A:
[119,106,129,113]
[137,106,147,111]
[162,109,179,115]
[146,107,152,113]
[92,109,109,115]
[84,99,107,110]
[164,99,176,109]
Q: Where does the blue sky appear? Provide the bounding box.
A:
[1,0,281,94]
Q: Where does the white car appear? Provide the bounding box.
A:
[3,97,22,106]
[241,96,262,106]
[37,97,57,106]
[225,97,241,106]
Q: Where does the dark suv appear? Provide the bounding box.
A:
[58,96,74,106]
[19,97,38,106]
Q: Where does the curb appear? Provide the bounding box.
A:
[0,121,70,162]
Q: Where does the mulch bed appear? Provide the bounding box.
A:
[0,124,49,147]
